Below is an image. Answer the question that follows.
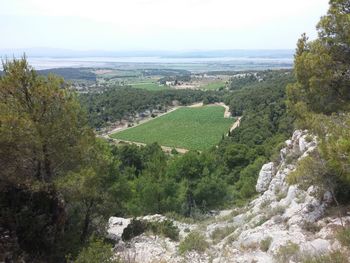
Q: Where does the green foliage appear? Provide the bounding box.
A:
[285,1,350,208]
[300,221,321,234]
[0,58,100,261]
[130,81,168,91]
[287,0,350,116]
[74,238,118,263]
[38,68,96,82]
[121,219,148,241]
[178,231,209,254]
[79,87,225,128]
[0,58,93,187]
[0,59,298,261]
[260,236,272,252]
[200,81,226,90]
[111,106,234,151]
[336,227,350,248]
[147,220,180,241]
[210,226,236,244]
[274,242,300,263]
[301,251,349,263]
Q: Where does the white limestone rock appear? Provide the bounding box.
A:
[107,217,131,242]
[256,162,275,193]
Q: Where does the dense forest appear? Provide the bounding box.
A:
[79,88,225,128]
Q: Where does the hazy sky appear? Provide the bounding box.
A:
[1,0,329,51]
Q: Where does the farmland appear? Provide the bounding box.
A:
[199,80,226,90]
[110,105,234,151]
[130,80,168,91]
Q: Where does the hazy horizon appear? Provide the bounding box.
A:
[2,0,329,51]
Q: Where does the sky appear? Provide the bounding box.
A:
[1,0,330,51]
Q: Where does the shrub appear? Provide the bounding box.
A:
[75,238,118,263]
[178,231,209,254]
[301,251,348,263]
[275,189,287,201]
[260,236,273,252]
[268,205,286,218]
[259,198,271,209]
[148,220,180,241]
[254,215,269,227]
[210,226,236,244]
[171,148,179,155]
[336,227,350,248]
[301,221,321,233]
[304,135,313,143]
[122,219,148,241]
[274,241,300,263]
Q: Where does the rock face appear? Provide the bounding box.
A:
[256,162,275,193]
[108,130,350,262]
[107,217,131,242]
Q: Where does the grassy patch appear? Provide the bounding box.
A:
[130,81,168,91]
[301,251,349,263]
[336,227,350,248]
[210,226,236,244]
[111,106,234,151]
[199,81,226,90]
[260,236,273,252]
[274,241,300,263]
[179,231,209,254]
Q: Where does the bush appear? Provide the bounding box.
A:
[268,205,286,218]
[301,221,321,233]
[122,219,148,241]
[336,227,350,248]
[210,226,236,244]
[274,241,300,263]
[301,251,349,263]
[75,238,118,263]
[260,236,273,252]
[178,231,209,254]
[305,135,313,143]
[148,220,180,241]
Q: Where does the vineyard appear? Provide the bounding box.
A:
[110,105,234,151]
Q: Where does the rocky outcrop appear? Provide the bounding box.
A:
[107,217,131,242]
[108,130,350,262]
[256,162,275,193]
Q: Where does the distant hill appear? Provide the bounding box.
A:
[37,68,96,82]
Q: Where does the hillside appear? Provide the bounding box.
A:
[1,1,349,262]
[106,130,349,262]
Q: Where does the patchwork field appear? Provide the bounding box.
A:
[110,105,234,151]
[130,81,168,91]
[199,80,226,90]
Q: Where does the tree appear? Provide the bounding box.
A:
[0,57,94,186]
[56,139,129,243]
[287,0,350,117]
[286,0,350,216]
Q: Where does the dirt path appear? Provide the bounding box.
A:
[103,106,181,136]
[108,138,189,154]
[214,102,231,118]
[229,116,242,133]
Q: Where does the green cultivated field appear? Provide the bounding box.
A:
[130,81,168,91]
[199,81,226,90]
[111,106,234,151]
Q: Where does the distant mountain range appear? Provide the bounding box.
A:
[0,48,294,59]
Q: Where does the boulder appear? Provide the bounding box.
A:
[256,162,275,193]
[107,217,131,242]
